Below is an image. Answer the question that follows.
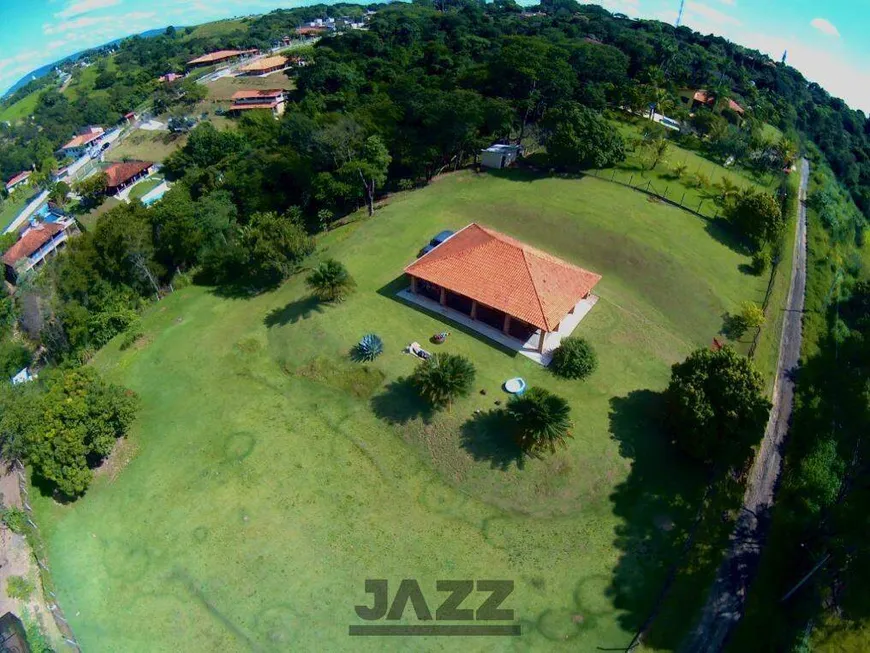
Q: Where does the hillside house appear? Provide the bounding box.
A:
[3,215,79,283]
[679,89,745,122]
[104,161,154,196]
[5,171,31,194]
[230,90,287,117]
[58,126,105,159]
[186,49,257,69]
[402,223,601,364]
[480,144,522,169]
[237,56,289,76]
[158,73,183,83]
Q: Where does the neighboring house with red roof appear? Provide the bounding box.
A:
[680,89,746,120]
[186,49,257,68]
[2,216,79,283]
[230,89,287,117]
[103,161,154,196]
[58,126,105,158]
[5,171,31,194]
[404,223,601,355]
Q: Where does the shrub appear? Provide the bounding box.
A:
[119,322,144,350]
[1,507,27,533]
[506,387,573,454]
[355,334,383,362]
[551,337,598,380]
[306,259,356,303]
[739,301,765,330]
[752,247,772,275]
[411,352,476,409]
[6,575,34,601]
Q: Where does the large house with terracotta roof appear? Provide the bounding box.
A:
[186,49,257,68]
[403,224,601,358]
[103,161,154,196]
[230,90,287,117]
[3,215,79,283]
[5,171,31,194]
[238,56,289,76]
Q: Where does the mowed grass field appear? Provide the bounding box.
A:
[204,72,296,102]
[105,130,187,163]
[32,171,769,651]
[0,88,46,123]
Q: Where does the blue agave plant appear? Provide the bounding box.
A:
[356,334,383,361]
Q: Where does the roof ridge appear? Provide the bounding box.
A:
[520,247,549,331]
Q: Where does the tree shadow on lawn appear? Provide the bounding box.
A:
[370,377,433,425]
[459,409,525,471]
[264,295,325,328]
[606,389,720,650]
[704,217,751,257]
[376,277,518,358]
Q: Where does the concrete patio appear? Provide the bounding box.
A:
[397,288,599,366]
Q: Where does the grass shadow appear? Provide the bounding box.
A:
[375,278,518,358]
[459,409,525,471]
[264,296,325,328]
[370,377,433,425]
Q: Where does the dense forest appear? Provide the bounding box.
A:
[0,1,868,648]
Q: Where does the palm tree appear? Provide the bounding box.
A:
[506,387,573,454]
[411,353,476,410]
[714,176,739,205]
[306,259,356,303]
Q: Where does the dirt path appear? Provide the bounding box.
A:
[680,158,810,652]
[0,463,65,647]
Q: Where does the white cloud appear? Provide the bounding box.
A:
[810,18,840,38]
[43,11,155,35]
[685,2,741,27]
[55,0,122,19]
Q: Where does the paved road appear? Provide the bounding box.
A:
[680,158,810,653]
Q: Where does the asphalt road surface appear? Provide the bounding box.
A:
[680,158,810,653]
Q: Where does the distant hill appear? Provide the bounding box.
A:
[2,27,168,99]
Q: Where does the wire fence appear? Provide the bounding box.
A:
[583,164,789,362]
[586,167,725,222]
[13,460,81,651]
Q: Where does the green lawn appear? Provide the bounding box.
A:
[106,130,187,163]
[0,88,45,123]
[127,176,163,201]
[33,171,770,651]
[0,191,32,231]
[182,18,250,40]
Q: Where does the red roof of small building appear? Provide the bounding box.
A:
[404,224,601,331]
[5,170,31,189]
[2,223,64,266]
[296,26,327,35]
[104,161,153,189]
[187,49,256,65]
[692,90,745,115]
[231,89,285,101]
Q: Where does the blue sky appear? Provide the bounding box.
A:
[1,0,869,112]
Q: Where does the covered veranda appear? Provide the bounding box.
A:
[402,223,602,366]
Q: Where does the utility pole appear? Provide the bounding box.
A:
[675,0,685,27]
